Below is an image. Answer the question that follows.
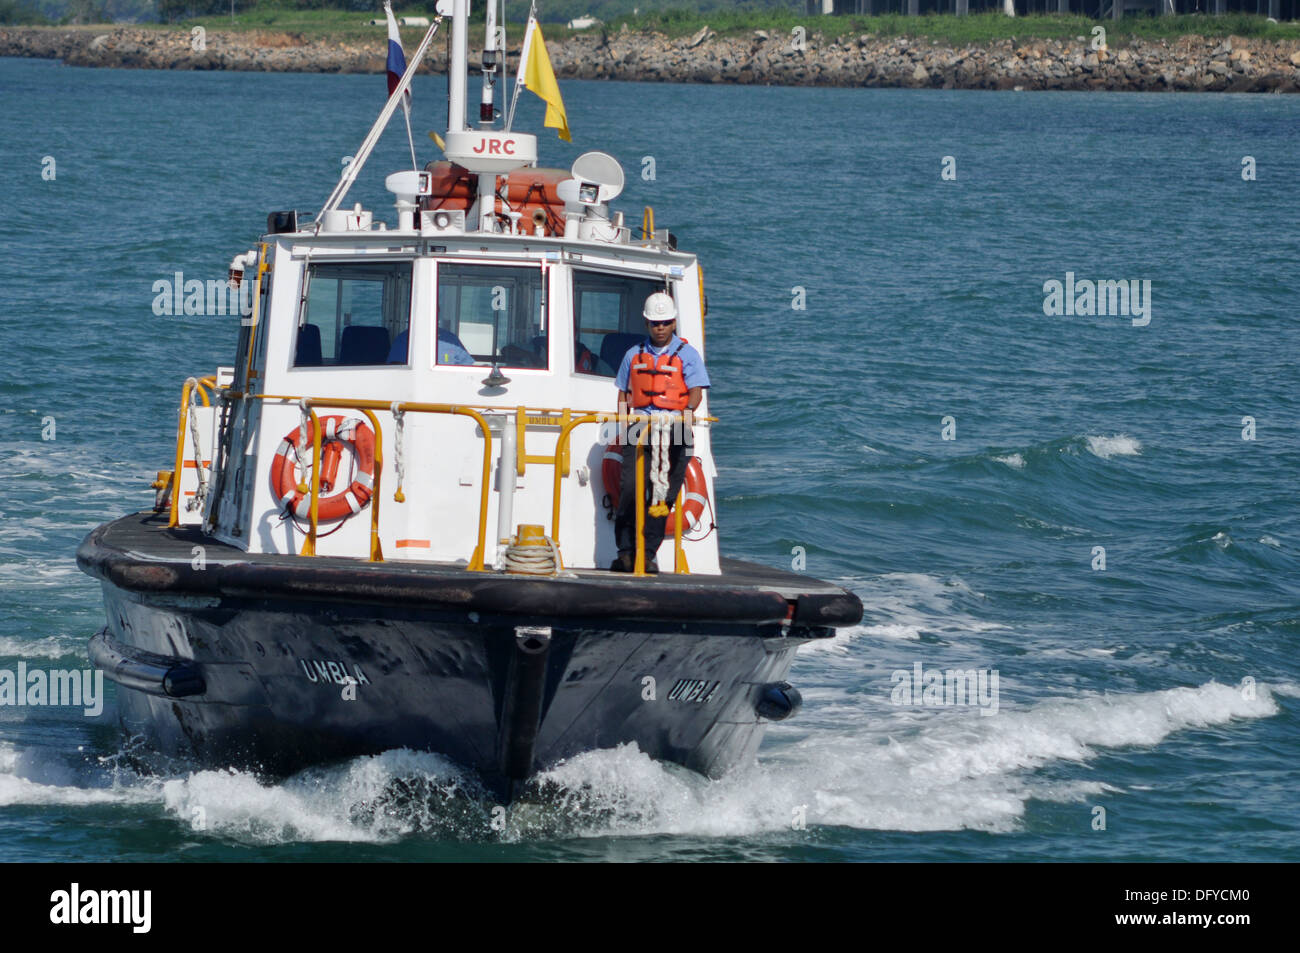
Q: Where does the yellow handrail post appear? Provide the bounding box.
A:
[459,405,492,571]
[301,408,323,557]
[515,405,528,477]
[242,243,269,385]
[673,485,688,574]
[358,407,384,563]
[641,206,654,241]
[633,423,647,576]
[558,408,572,475]
[549,412,602,545]
[167,378,197,529]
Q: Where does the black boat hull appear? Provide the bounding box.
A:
[79,514,862,798]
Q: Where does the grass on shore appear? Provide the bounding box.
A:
[621,11,1300,43]
[27,9,1300,44]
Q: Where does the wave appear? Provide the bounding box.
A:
[1084,434,1142,460]
[0,635,84,661]
[0,679,1287,840]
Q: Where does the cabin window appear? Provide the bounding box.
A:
[572,270,668,377]
[293,262,412,368]
[435,264,546,369]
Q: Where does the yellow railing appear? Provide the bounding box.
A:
[550,411,712,577]
[261,396,494,571]
[242,244,270,386]
[297,403,386,562]
[167,377,204,528]
[171,385,710,576]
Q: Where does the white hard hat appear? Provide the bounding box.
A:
[643,292,677,323]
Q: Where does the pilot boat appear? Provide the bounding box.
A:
[77,0,862,800]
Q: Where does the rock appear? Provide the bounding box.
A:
[688,26,711,49]
[911,63,928,82]
[1208,61,1230,76]
[1290,50,1300,66]
[754,30,768,41]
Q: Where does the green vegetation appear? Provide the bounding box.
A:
[0,0,49,23]
[8,1,1298,43]
[608,10,1300,42]
[175,8,1300,44]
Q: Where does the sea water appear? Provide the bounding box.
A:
[1,57,1297,861]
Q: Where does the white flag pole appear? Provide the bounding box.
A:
[402,101,418,170]
[319,17,442,218]
[505,8,537,132]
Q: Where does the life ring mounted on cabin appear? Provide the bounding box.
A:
[601,440,712,537]
[271,416,376,523]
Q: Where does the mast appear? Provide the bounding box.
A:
[479,0,499,127]
[447,0,469,133]
[442,0,537,234]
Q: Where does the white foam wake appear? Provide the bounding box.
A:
[0,635,83,661]
[0,681,1286,841]
[526,679,1286,836]
[1085,434,1142,459]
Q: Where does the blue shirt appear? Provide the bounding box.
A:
[615,335,709,411]
[385,328,474,366]
[435,328,474,366]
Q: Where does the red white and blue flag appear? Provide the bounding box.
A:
[384,2,411,117]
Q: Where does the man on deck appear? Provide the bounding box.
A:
[610,292,709,573]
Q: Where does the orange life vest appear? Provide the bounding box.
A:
[628,340,690,411]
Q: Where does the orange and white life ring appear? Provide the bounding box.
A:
[271,416,375,522]
[602,440,709,533]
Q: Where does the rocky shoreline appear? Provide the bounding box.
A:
[4,24,1300,92]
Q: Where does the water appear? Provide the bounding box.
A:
[1,57,1297,861]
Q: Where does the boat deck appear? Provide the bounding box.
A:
[78,513,862,628]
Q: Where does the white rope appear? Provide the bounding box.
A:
[391,402,406,502]
[502,534,563,575]
[648,413,672,515]
[184,379,209,513]
[295,400,311,472]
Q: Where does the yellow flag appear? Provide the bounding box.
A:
[519,18,570,142]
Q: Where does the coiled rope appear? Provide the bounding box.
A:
[502,526,564,575]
